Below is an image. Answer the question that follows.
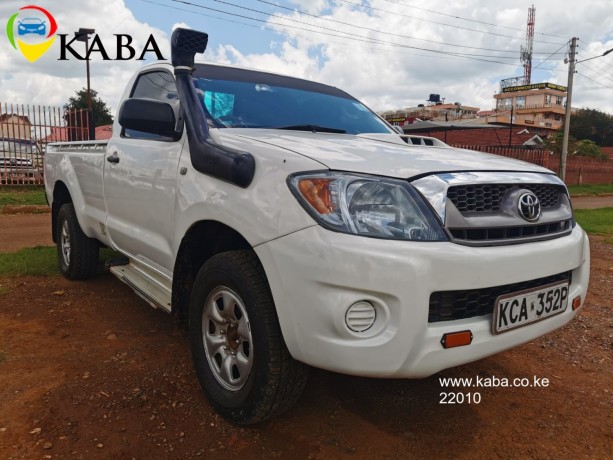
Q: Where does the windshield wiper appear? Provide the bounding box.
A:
[274,124,346,134]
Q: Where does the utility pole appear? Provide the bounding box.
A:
[508,103,514,147]
[75,28,96,140]
[560,37,577,182]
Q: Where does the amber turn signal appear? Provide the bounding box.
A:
[572,296,582,310]
[297,178,334,214]
[440,330,473,349]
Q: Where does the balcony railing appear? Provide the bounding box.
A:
[495,103,565,112]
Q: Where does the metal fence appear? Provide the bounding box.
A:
[452,145,613,185]
[451,145,551,167]
[1,103,90,186]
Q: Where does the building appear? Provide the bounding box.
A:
[486,82,567,131]
[380,103,480,127]
[0,113,32,140]
[401,121,543,147]
[42,124,112,142]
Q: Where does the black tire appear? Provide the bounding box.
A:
[56,203,99,280]
[189,250,308,424]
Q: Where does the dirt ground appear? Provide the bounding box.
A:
[571,195,613,209]
[0,231,611,459]
[0,212,52,252]
[1,192,612,253]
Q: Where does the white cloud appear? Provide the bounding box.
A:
[204,0,613,115]
[0,0,170,113]
[288,0,330,15]
[1,0,612,125]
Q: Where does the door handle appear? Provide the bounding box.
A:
[107,154,120,164]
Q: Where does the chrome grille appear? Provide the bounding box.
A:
[411,173,574,247]
[447,183,565,213]
[428,271,572,322]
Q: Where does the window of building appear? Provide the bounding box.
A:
[515,96,526,107]
[556,96,564,105]
[545,94,551,105]
[497,98,512,109]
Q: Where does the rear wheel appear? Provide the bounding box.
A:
[56,203,99,280]
[189,250,308,424]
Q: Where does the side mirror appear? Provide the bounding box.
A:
[118,98,177,138]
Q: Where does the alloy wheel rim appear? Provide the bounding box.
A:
[60,220,71,267]
[202,286,253,391]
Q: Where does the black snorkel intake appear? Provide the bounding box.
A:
[171,28,255,188]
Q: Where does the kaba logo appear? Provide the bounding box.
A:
[58,34,166,61]
[6,5,166,63]
[6,5,58,62]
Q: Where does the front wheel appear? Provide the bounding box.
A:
[56,203,99,280]
[189,250,308,424]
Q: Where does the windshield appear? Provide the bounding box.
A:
[192,69,392,135]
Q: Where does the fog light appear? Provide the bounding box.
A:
[345,301,376,332]
[572,296,582,310]
[440,330,473,349]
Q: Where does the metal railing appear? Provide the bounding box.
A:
[0,103,91,186]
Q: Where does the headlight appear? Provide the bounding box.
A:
[288,172,447,241]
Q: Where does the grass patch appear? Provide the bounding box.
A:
[0,286,9,295]
[568,184,613,196]
[0,186,47,208]
[0,246,57,276]
[0,350,6,364]
[0,246,123,277]
[574,208,613,236]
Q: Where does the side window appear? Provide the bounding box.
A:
[124,71,182,141]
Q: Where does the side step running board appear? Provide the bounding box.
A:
[110,265,171,313]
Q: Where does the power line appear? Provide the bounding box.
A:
[213,0,533,53]
[141,0,555,70]
[577,58,613,80]
[376,0,569,39]
[139,0,512,63]
[162,0,528,66]
[576,72,612,89]
[333,0,566,46]
[577,62,613,84]
[532,41,569,71]
[141,0,264,30]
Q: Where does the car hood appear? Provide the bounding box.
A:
[226,129,552,179]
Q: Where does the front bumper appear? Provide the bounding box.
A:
[255,225,590,378]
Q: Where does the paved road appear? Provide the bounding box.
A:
[0,195,610,253]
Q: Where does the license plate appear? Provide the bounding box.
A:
[492,281,569,334]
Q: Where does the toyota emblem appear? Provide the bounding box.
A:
[518,192,541,222]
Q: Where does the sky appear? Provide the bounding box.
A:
[1,0,612,118]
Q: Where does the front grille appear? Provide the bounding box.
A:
[449,220,572,242]
[428,271,571,322]
[447,183,565,213]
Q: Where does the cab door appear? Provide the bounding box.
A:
[104,69,185,276]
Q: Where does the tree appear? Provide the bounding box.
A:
[574,139,607,159]
[544,132,607,159]
[544,131,575,155]
[569,108,613,146]
[64,88,113,127]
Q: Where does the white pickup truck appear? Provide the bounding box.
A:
[45,28,590,424]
